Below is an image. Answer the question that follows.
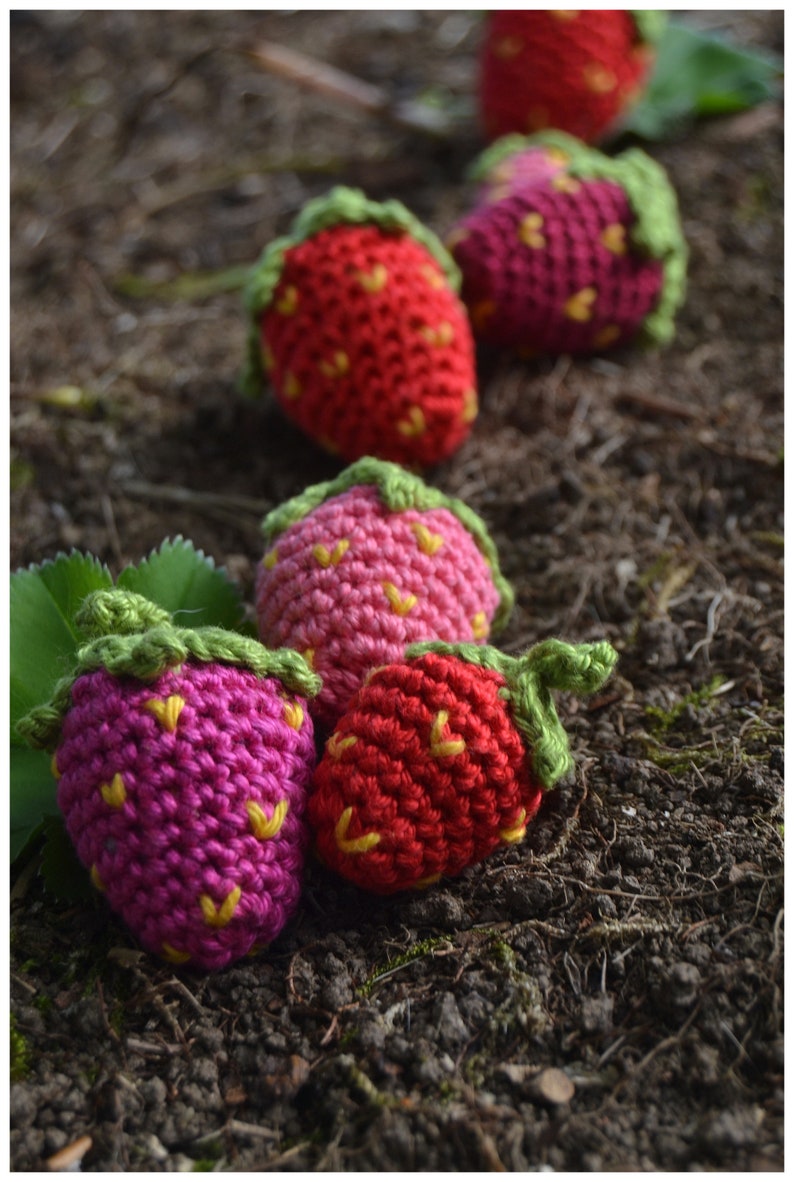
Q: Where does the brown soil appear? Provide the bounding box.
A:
[10,10,783,1172]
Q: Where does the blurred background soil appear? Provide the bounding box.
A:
[10,10,783,1172]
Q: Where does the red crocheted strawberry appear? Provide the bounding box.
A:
[243,186,478,468]
[308,638,617,894]
[479,10,667,144]
[446,130,687,356]
[17,590,321,971]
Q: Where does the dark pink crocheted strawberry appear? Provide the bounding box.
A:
[309,638,617,894]
[447,130,687,356]
[479,10,666,144]
[18,590,321,971]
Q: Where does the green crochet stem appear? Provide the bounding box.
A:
[261,456,515,633]
[17,589,322,752]
[406,637,618,790]
[468,130,688,347]
[242,185,462,396]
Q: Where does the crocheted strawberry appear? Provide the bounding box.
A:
[17,590,321,971]
[256,456,513,730]
[479,10,667,144]
[308,638,618,894]
[447,130,687,355]
[243,186,477,468]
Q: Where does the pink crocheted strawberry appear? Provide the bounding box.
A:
[479,10,666,143]
[447,130,687,355]
[255,457,513,730]
[243,186,478,468]
[309,638,618,894]
[17,590,321,971]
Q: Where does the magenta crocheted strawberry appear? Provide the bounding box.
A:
[308,638,618,894]
[243,186,478,468]
[446,130,687,356]
[17,590,321,971]
[479,10,666,144]
[255,457,514,730]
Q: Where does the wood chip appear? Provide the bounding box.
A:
[46,1134,92,1172]
[527,1067,576,1106]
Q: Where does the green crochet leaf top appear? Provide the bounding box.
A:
[407,637,619,790]
[17,589,321,751]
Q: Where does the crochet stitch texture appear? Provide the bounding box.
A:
[308,639,618,894]
[19,590,320,970]
[256,458,512,729]
[244,187,478,468]
[448,131,686,354]
[479,10,665,143]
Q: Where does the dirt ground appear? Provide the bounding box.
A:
[10,10,783,1172]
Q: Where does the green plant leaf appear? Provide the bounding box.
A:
[10,551,113,741]
[10,747,59,861]
[116,536,246,631]
[623,21,781,140]
[38,815,94,902]
[10,538,249,880]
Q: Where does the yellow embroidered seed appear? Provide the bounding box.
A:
[583,62,617,94]
[335,806,381,855]
[550,10,579,20]
[161,943,191,965]
[462,388,478,424]
[382,581,417,616]
[313,538,350,568]
[100,772,126,809]
[263,547,279,570]
[284,372,302,401]
[551,173,582,195]
[302,648,315,670]
[284,701,304,730]
[519,212,546,249]
[471,611,489,641]
[429,711,466,758]
[200,885,242,929]
[412,873,442,890]
[90,864,105,892]
[420,264,445,289]
[546,147,570,166]
[411,521,445,556]
[50,751,61,780]
[319,351,350,379]
[564,287,597,322]
[247,798,289,840]
[327,733,358,759]
[397,406,426,438]
[356,263,388,292]
[419,321,454,347]
[494,34,523,58]
[275,284,299,315]
[500,809,528,845]
[144,695,185,734]
[593,324,622,350]
[600,223,627,255]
